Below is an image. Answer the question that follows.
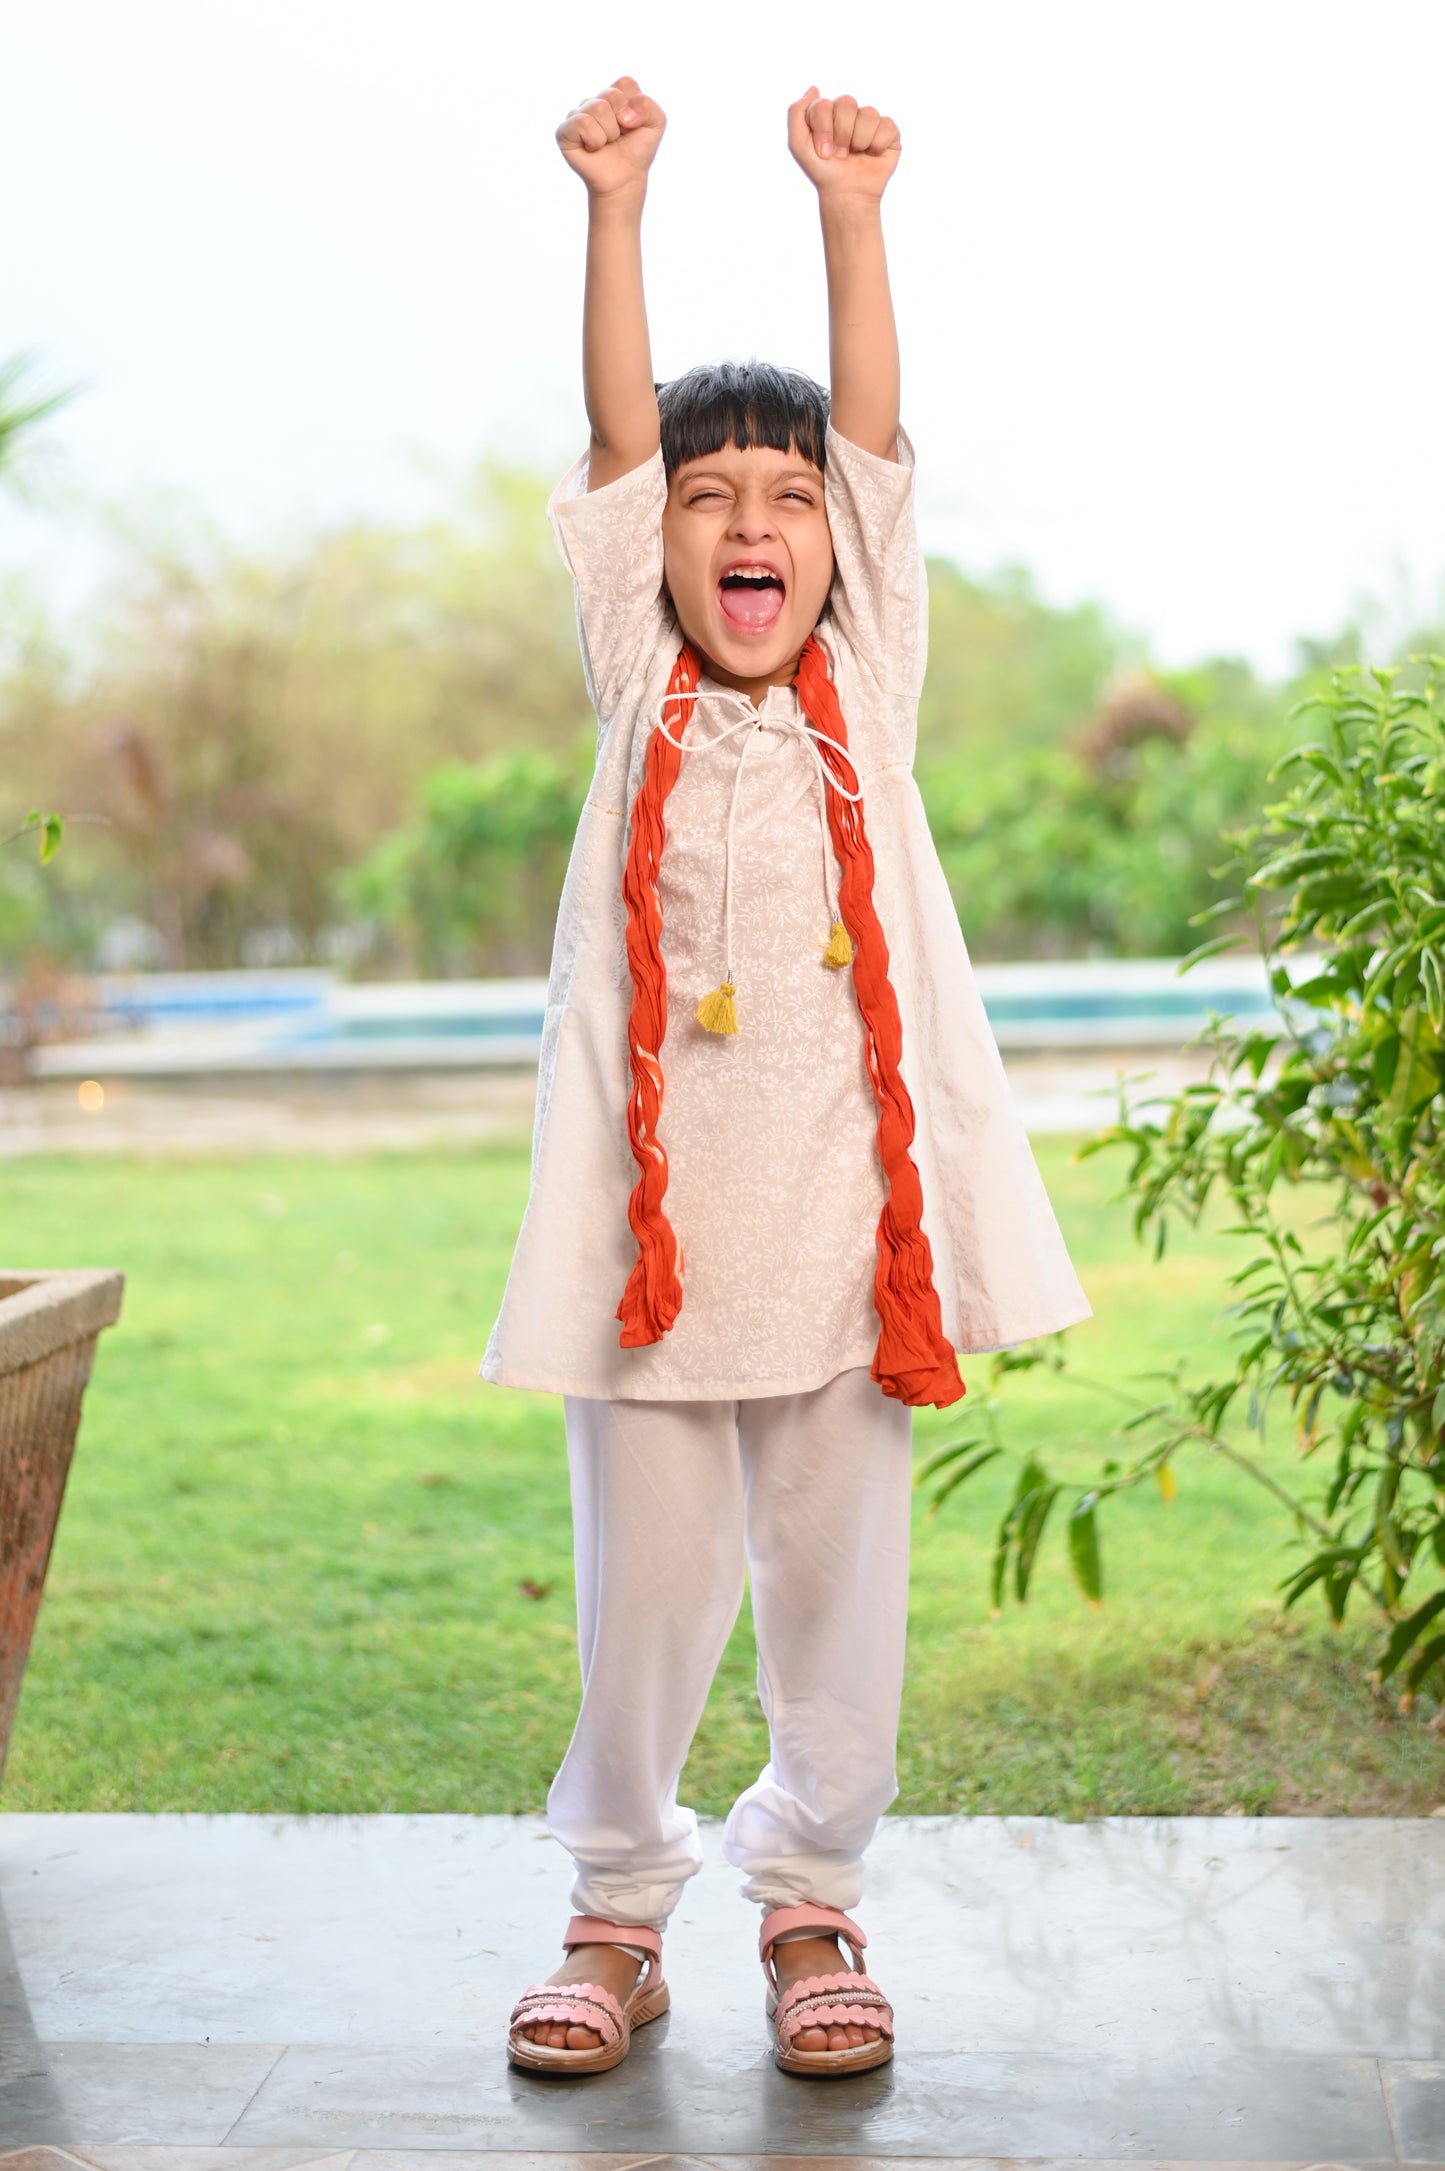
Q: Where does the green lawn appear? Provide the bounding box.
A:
[2,1137,1440,1815]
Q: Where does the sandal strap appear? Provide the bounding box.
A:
[775,1969,895,2051]
[759,1903,867,1983]
[564,1914,662,1959]
[508,1980,625,2047]
[563,1914,662,1995]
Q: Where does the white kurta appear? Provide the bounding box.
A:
[482,427,1091,1400]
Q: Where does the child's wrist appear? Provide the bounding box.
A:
[587,181,648,222]
[817,193,885,235]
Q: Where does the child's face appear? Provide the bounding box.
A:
[661,442,834,688]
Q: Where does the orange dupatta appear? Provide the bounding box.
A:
[615,634,964,1410]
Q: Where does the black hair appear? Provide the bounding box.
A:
[656,360,829,478]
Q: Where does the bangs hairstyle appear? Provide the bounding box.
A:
[656,361,829,479]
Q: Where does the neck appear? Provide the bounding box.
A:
[697,649,804,705]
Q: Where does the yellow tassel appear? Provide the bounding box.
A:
[695,981,739,1035]
[823,919,854,969]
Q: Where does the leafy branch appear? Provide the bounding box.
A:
[0,351,76,499]
[925,661,1445,1709]
[1,811,65,862]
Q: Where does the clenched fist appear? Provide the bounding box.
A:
[557,76,666,199]
[787,88,901,199]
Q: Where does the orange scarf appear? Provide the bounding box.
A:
[615,634,964,1410]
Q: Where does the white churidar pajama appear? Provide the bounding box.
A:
[548,1367,912,1929]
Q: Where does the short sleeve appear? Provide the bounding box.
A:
[823,424,928,701]
[549,450,671,721]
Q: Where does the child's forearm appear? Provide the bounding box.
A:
[582,192,661,487]
[555,78,667,489]
[787,90,903,463]
[820,197,900,461]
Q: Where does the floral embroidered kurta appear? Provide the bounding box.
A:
[482,428,1090,1399]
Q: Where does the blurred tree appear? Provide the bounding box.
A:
[924,658,1293,959]
[345,747,587,976]
[1,354,78,977]
[0,464,592,968]
[4,451,1437,974]
[917,559,1127,766]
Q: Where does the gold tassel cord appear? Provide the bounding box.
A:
[696,981,739,1035]
[823,919,854,969]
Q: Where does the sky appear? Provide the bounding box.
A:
[4,0,1442,674]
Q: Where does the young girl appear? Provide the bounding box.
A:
[489,76,1089,2078]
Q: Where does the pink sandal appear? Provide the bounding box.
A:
[507,1914,669,2074]
[760,1903,895,2076]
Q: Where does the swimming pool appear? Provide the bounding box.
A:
[23,956,1289,1078]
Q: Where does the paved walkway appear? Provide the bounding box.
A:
[0,1052,1209,1158]
[1,1813,1441,2167]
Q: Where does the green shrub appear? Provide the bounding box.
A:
[346,747,586,976]
[927,661,1445,1707]
[923,662,1288,960]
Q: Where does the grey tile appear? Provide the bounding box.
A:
[603,2160,726,2170]
[225,2043,695,2151]
[223,2030,894,2155]
[0,2151,101,2171]
[902,2050,1396,2159]
[681,2161,1397,2171]
[662,2162,1420,2171]
[67,2154,353,2171]
[1383,2057,1445,2161]
[0,2048,287,2150]
[39,2158,643,2171]
[1,1814,1441,2159]
[654,2162,1321,2171]
[672,2161,1432,2171]
[216,2037,1399,2159]
[346,2157,669,2170]
[4,1815,1444,2062]
[609,2160,730,2171]
[362,2156,653,2171]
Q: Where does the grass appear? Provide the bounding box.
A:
[2,1136,1441,1816]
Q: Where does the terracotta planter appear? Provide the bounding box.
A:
[0,1268,124,1780]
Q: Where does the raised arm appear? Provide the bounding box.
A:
[787,89,902,461]
[556,76,667,490]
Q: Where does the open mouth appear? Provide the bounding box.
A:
[718,564,786,634]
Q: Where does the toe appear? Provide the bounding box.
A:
[826,2024,850,2049]
[793,2024,829,2051]
[564,2023,601,2050]
[844,2022,865,2044]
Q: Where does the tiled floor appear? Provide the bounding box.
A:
[1,1814,1442,2167]
[0,2153,1436,2171]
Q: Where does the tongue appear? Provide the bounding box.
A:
[719,581,784,631]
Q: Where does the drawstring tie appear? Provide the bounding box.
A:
[615,633,964,1408]
[655,685,859,1035]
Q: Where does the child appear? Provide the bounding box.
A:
[490,76,1089,2077]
